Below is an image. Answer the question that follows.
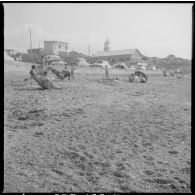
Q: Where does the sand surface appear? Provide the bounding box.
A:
[4,60,191,193]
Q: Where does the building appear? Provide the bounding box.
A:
[5,49,16,57]
[44,41,70,56]
[92,49,143,67]
[147,57,159,66]
[27,48,43,55]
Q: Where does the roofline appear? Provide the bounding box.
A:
[27,48,43,50]
[44,40,69,45]
[5,49,15,51]
[135,49,143,56]
[97,48,138,53]
[94,48,142,57]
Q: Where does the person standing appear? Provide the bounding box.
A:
[70,62,75,79]
[105,65,109,79]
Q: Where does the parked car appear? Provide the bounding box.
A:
[45,55,61,63]
[136,62,148,70]
[113,62,128,69]
[136,65,147,70]
[71,58,89,67]
[128,66,135,70]
[90,60,112,68]
[51,60,67,66]
[147,65,156,70]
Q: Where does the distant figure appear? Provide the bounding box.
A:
[105,65,109,78]
[70,63,75,79]
[134,75,140,83]
[176,72,184,79]
[129,73,135,82]
[129,72,147,83]
[62,66,71,80]
[170,70,175,76]
[163,70,167,77]
[140,75,147,83]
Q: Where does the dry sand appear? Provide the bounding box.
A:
[4,60,191,193]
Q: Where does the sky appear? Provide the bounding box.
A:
[4,3,193,59]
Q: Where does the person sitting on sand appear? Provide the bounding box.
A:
[129,73,135,82]
[163,70,167,77]
[134,75,140,83]
[29,65,63,90]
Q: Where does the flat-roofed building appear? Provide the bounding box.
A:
[44,41,70,56]
[92,49,143,67]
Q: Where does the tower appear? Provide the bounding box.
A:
[104,38,111,52]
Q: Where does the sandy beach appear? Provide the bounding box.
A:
[4,60,191,193]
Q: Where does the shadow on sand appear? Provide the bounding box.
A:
[14,87,46,91]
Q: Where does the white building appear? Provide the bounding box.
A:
[44,41,70,56]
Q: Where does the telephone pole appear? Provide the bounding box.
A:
[88,45,91,64]
[29,28,32,62]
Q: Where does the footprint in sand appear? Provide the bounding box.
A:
[143,155,154,161]
[168,150,179,155]
[78,144,86,150]
[144,170,155,176]
[33,131,44,137]
[50,168,65,176]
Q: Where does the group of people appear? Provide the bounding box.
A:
[27,62,148,90]
[27,62,75,90]
[104,66,147,83]
[163,69,184,79]
[129,71,148,83]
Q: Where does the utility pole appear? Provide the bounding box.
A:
[88,45,91,64]
[29,28,32,62]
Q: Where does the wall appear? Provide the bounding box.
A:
[92,52,142,67]
[44,42,69,55]
[44,42,55,55]
[53,42,69,53]
[21,53,41,64]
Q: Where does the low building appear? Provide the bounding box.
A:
[44,41,70,56]
[5,49,16,57]
[92,49,143,67]
[27,48,43,55]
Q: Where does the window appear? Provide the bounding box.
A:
[65,45,68,49]
[111,59,115,64]
[59,44,61,49]
[119,58,124,62]
[125,58,130,62]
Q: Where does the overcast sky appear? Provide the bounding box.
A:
[4,3,192,59]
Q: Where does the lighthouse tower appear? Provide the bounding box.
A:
[104,38,111,52]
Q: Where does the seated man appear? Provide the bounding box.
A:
[30,65,63,90]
